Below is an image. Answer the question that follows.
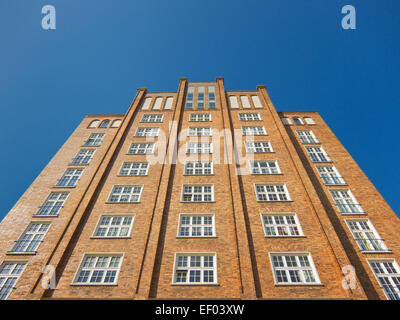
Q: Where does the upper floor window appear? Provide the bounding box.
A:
[152,97,163,110]
[229,96,239,109]
[55,168,84,187]
[99,120,110,128]
[239,113,261,121]
[189,113,211,122]
[304,117,315,125]
[88,120,100,128]
[0,262,26,300]
[208,86,216,109]
[93,215,134,238]
[9,222,50,253]
[250,160,280,174]
[262,214,303,237]
[108,185,143,203]
[188,127,212,137]
[368,259,400,300]
[245,141,273,153]
[35,192,69,216]
[197,87,205,109]
[346,219,388,252]
[135,127,159,137]
[251,95,262,108]
[184,161,213,175]
[185,87,194,109]
[316,165,346,185]
[141,97,152,110]
[83,133,105,147]
[178,214,215,237]
[186,142,212,154]
[173,254,217,284]
[297,130,319,144]
[281,117,292,125]
[270,253,320,285]
[119,162,149,176]
[240,96,251,108]
[181,185,214,202]
[164,97,174,110]
[292,117,304,125]
[111,119,122,128]
[128,143,155,154]
[71,149,95,165]
[305,146,331,162]
[141,114,163,123]
[73,254,123,285]
[329,189,364,214]
[242,126,267,136]
[255,184,291,202]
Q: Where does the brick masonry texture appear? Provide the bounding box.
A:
[0,78,399,300]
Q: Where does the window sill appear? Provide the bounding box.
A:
[257,200,294,203]
[116,174,148,177]
[176,236,217,239]
[53,185,77,189]
[360,250,392,254]
[70,283,118,286]
[274,283,323,287]
[323,183,347,186]
[183,174,215,176]
[90,236,132,239]
[171,283,220,286]
[32,214,59,218]
[180,201,216,203]
[339,212,366,215]
[264,236,306,239]
[105,202,141,204]
[7,251,37,255]
[251,173,283,175]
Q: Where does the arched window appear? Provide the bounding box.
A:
[111,119,122,128]
[99,120,110,128]
[88,120,100,128]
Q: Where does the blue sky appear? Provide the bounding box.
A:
[0,0,399,221]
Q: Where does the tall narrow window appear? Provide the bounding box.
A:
[305,146,331,162]
[368,259,400,300]
[108,185,142,203]
[251,95,263,108]
[173,254,217,284]
[346,220,388,252]
[316,166,346,185]
[141,97,152,110]
[164,97,173,110]
[35,192,69,216]
[329,189,364,214]
[181,185,214,202]
[55,168,84,187]
[185,87,194,109]
[99,120,110,128]
[197,87,205,109]
[152,97,163,110]
[10,223,50,253]
[93,216,134,238]
[240,96,251,108]
[71,149,95,165]
[83,133,105,147]
[229,96,239,109]
[297,130,319,144]
[262,214,302,237]
[0,262,26,300]
[255,184,290,201]
[208,86,216,109]
[178,215,215,237]
[73,255,123,285]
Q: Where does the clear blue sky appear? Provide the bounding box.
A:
[0,0,399,221]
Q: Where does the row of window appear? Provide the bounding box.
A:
[282,116,315,125]
[88,119,122,129]
[141,96,174,111]
[185,86,216,110]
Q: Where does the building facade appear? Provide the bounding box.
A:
[0,77,399,300]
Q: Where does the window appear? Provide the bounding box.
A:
[292,117,304,125]
[197,87,205,109]
[178,215,215,237]
[184,161,213,175]
[329,189,364,214]
[93,215,134,238]
[270,253,320,284]
[251,95,262,108]
[153,97,162,110]
[108,185,142,203]
[186,142,212,154]
[164,97,173,110]
[141,97,152,110]
[135,127,159,137]
[55,168,84,187]
[73,254,123,285]
[250,161,280,174]
[208,86,216,109]
[188,127,211,136]
[83,133,105,147]
[316,166,346,185]
[185,87,194,109]
[281,117,292,125]
[181,185,214,202]
[10,222,50,253]
[297,130,319,144]
[141,114,163,123]
[111,119,122,128]
[71,149,95,165]
[305,146,331,162]
[240,96,251,108]
[128,143,155,154]
[368,259,400,300]
[245,141,273,153]
[189,113,211,122]
[255,184,290,201]
[88,120,100,128]
[35,192,69,216]
[262,214,302,237]
[0,262,26,300]
[99,120,110,128]
[346,220,388,252]
[229,96,239,109]
[241,126,266,135]
[173,254,217,284]
[304,117,315,125]
[119,162,149,176]
[239,113,261,121]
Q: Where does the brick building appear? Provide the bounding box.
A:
[0,77,399,300]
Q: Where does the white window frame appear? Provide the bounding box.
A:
[181,184,214,202]
[255,184,291,202]
[71,149,96,165]
[72,254,124,285]
[368,259,400,300]
[127,143,155,154]
[292,117,304,125]
[239,113,261,121]
[296,130,319,144]
[242,126,267,136]
[177,214,216,238]
[189,113,211,122]
[83,133,105,147]
[316,165,346,185]
[107,185,143,203]
[304,117,315,125]
[0,261,27,300]
[134,127,160,137]
[92,215,135,238]
[269,253,321,285]
[118,162,149,176]
[186,142,213,154]
[188,127,212,137]
[245,141,273,153]
[249,160,281,174]
[281,117,292,125]
[35,192,69,216]
[329,189,364,214]
[345,219,389,253]
[140,114,164,123]
[261,213,303,237]
[184,161,213,175]
[9,222,51,254]
[55,168,84,187]
[172,253,218,285]
[305,146,331,162]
